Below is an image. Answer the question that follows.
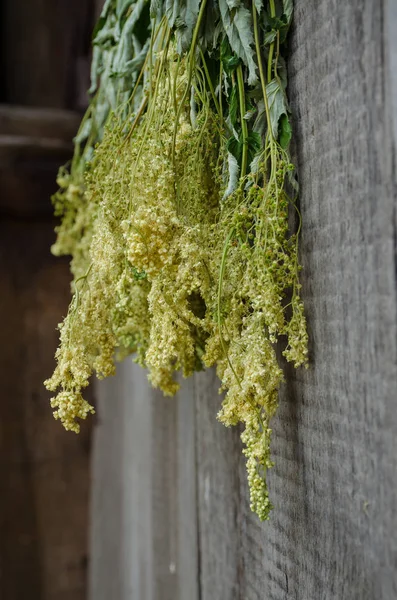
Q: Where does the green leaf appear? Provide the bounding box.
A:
[228,85,238,126]
[263,30,277,45]
[253,0,262,15]
[247,130,261,165]
[227,135,242,162]
[175,0,201,52]
[220,38,240,74]
[223,152,240,198]
[92,0,115,40]
[165,0,180,28]
[283,0,293,26]
[227,131,261,168]
[74,119,92,145]
[266,78,288,138]
[218,0,258,85]
[276,55,287,89]
[278,113,292,148]
[150,0,162,18]
[253,99,266,136]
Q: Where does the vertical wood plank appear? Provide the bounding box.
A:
[194,369,242,599]
[89,363,199,600]
[238,1,397,599]
[0,219,91,600]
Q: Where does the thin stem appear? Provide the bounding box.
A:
[267,0,276,83]
[236,64,249,178]
[199,50,221,116]
[217,228,242,388]
[172,0,209,168]
[253,1,273,141]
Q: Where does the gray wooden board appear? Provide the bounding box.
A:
[196,1,397,599]
[89,363,200,600]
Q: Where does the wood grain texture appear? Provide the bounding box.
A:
[238,1,397,599]
[0,219,91,600]
[193,1,397,599]
[194,369,242,600]
[89,364,200,600]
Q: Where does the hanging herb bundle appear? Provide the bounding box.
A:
[46,0,308,521]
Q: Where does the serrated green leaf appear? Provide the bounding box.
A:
[263,30,277,45]
[227,131,261,168]
[278,113,291,148]
[283,0,293,25]
[266,78,288,138]
[218,0,258,85]
[229,85,238,126]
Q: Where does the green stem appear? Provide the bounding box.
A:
[217,228,242,388]
[236,64,249,179]
[253,1,274,141]
[267,0,276,83]
[172,0,209,157]
[199,50,221,116]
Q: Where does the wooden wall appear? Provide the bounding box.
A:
[89,0,397,598]
[0,1,95,598]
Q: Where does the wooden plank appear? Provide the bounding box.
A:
[0,106,80,217]
[0,105,81,140]
[89,363,199,600]
[0,219,91,600]
[192,3,397,600]
[194,369,242,599]
[238,1,397,599]
[176,375,199,600]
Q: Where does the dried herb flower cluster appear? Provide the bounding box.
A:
[45,0,308,520]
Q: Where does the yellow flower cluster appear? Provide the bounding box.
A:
[46,51,308,520]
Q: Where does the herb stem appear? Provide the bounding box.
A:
[253,1,273,141]
[267,0,276,83]
[217,227,241,388]
[236,64,248,178]
[200,50,221,116]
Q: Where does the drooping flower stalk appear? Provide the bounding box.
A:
[45,0,308,521]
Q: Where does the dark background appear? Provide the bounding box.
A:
[0,1,99,598]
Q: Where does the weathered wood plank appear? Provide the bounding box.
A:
[89,363,200,600]
[0,105,81,140]
[194,369,242,600]
[193,2,397,600]
[0,219,91,600]
[238,1,397,599]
